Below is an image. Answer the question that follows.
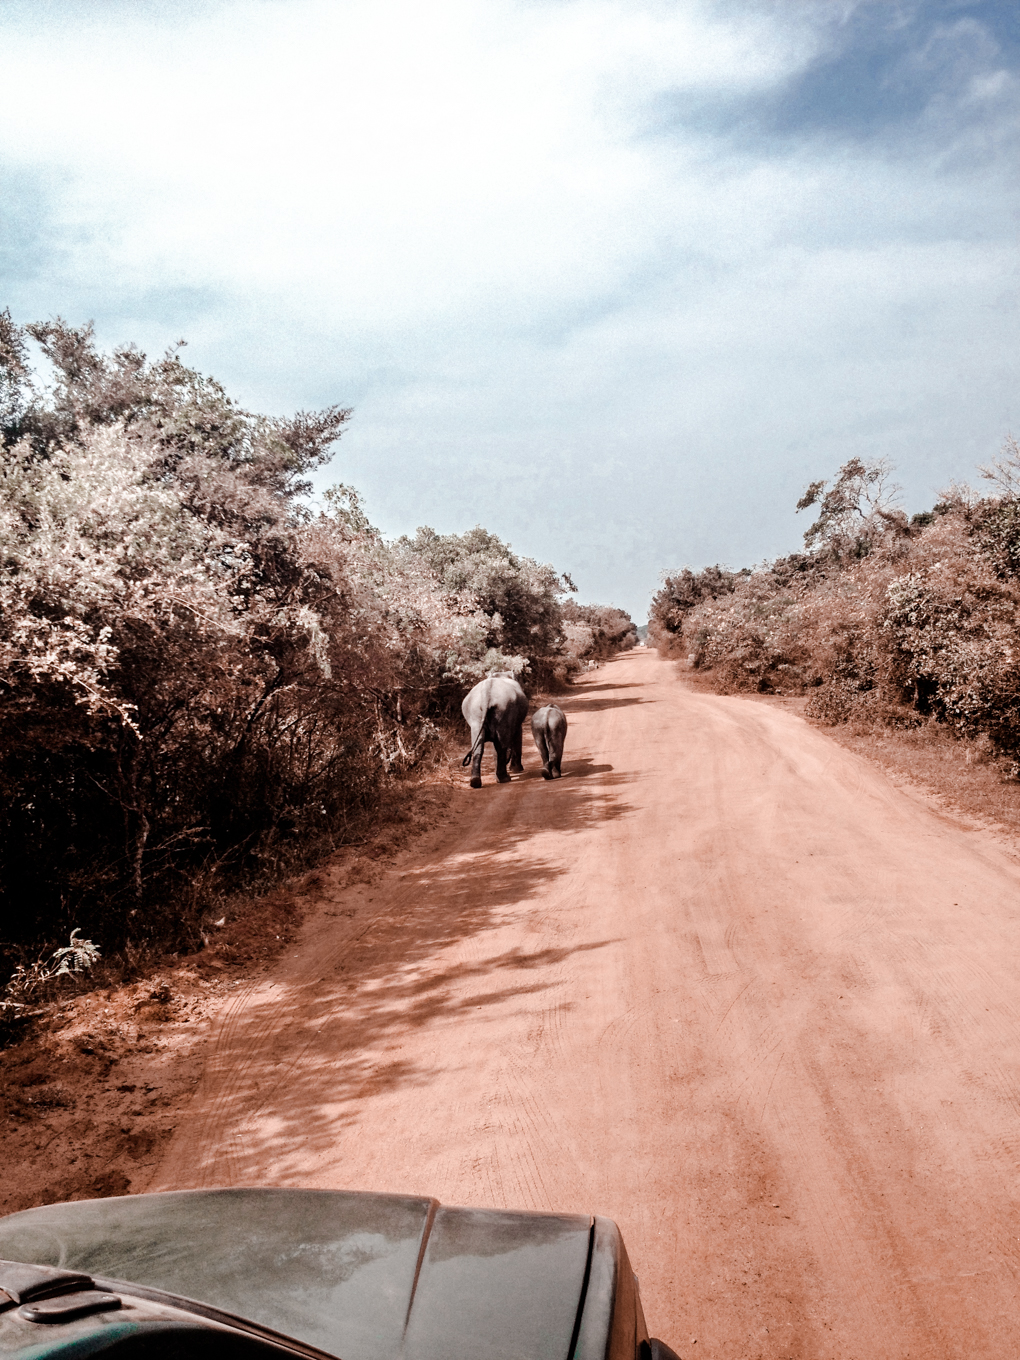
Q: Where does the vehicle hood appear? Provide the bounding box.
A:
[0,1189,594,1360]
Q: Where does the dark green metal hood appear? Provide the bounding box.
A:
[0,1189,621,1360]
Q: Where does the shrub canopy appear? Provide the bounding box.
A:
[650,450,1020,764]
[0,314,635,967]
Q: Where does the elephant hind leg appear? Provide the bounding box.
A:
[470,734,485,788]
[536,732,552,779]
[494,740,512,783]
[508,725,524,773]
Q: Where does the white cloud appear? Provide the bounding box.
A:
[1,0,1017,616]
[0,1,818,317]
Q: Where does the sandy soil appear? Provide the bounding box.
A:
[0,791,451,1218]
[135,650,1020,1356]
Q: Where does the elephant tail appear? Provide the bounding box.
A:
[461,705,497,766]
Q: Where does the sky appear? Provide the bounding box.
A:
[1,0,1018,620]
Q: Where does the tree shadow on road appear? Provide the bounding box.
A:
[182,908,620,1178]
[561,695,652,713]
[174,742,635,1184]
[565,681,644,694]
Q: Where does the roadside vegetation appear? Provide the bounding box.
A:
[0,312,635,1006]
[651,449,1020,787]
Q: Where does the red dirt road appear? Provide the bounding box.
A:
[149,650,1020,1359]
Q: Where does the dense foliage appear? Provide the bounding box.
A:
[396,525,573,686]
[560,600,639,661]
[650,448,1020,766]
[0,314,634,968]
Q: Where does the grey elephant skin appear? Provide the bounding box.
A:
[531,704,567,779]
[461,675,529,788]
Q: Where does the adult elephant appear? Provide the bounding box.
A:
[531,703,567,779]
[461,674,529,788]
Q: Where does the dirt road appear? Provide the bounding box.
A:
[149,650,1020,1359]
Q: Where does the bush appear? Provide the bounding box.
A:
[396,525,573,688]
[0,313,640,977]
[560,601,638,668]
[652,450,1020,762]
[0,318,380,961]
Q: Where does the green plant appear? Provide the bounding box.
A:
[1,930,101,1019]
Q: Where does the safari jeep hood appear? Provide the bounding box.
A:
[0,1189,641,1360]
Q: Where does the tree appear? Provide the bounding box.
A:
[978,433,1020,500]
[0,317,362,959]
[399,525,574,681]
[0,314,595,973]
[649,565,748,642]
[560,601,638,658]
[796,457,904,558]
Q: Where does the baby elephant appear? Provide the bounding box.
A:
[531,704,567,779]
